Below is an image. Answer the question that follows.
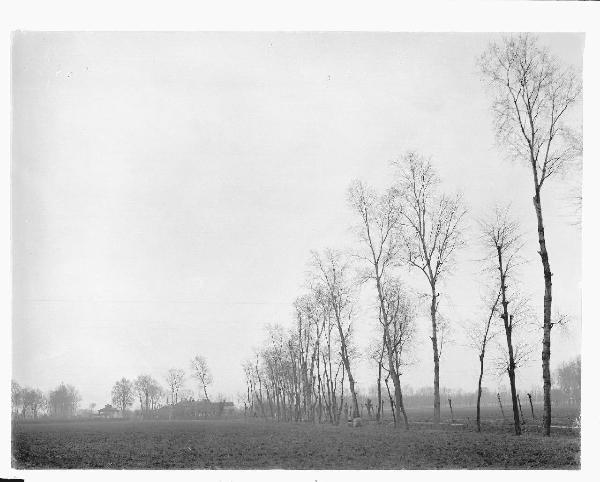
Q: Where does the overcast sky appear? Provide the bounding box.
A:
[12,32,582,407]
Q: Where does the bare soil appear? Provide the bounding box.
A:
[12,416,580,469]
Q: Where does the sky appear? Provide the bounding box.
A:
[11,32,583,408]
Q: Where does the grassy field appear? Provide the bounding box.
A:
[12,414,580,469]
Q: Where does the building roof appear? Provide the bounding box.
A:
[98,404,120,413]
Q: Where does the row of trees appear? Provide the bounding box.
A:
[243,34,581,436]
[110,354,215,413]
[11,381,81,419]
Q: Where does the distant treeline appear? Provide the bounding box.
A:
[11,357,578,421]
[11,381,80,420]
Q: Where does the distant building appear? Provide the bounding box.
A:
[98,404,121,418]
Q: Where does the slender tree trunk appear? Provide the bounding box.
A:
[527,393,535,420]
[316,353,322,423]
[336,320,360,419]
[476,353,484,432]
[337,363,345,424]
[506,331,521,435]
[497,393,506,421]
[376,359,383,423]
[430,288,441,425]
[498,247,521,436]
[385,329,409,430]
[533,185,553,437]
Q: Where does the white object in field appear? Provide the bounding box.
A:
[352,417,362,427]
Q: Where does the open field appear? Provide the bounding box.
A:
[12,415,580,469]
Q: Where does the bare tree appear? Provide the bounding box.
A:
[294,291,326,422]
[165,368,185,405]
[134,375,160,413]
[111,378,134,414]
[11,380,22,418]
[378,279,416,429]
[555,356,581,406]
[311,249,361,420]
[47,383,81,418]
[148,383,164,410]
[393,152,467,424]
[313,285,346,425]
[191,355,213,402]
[480,206,526,435]
[466,287,501,432]
[348,180,410,428]
[21,388,45,419]
[479,34,581,435]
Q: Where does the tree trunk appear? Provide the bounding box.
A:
[430,289,441,425]
[337,363,345,424]
[533,188,553,437]
[527,393,535,420]
[385,377,396,427]
[374,274,409,429]
[507,365,521,435]
[391,369,409,429]
[498,247,522,436]
[376,360,382,423]
[497,393,506,421]
[385,328,409,430]
[517,394,525,424]
[336,321,360,419]
[476,353,484,432]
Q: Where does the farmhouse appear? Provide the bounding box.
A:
[97,404,121,418]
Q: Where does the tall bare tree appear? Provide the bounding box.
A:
[191,355,213,401]
[480,206,525,435]
[348,180,411,428]
[480,34,581,435]
[393,152,466,424]
[311,249,361,420]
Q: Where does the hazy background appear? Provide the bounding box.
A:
[12,32,582,407]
